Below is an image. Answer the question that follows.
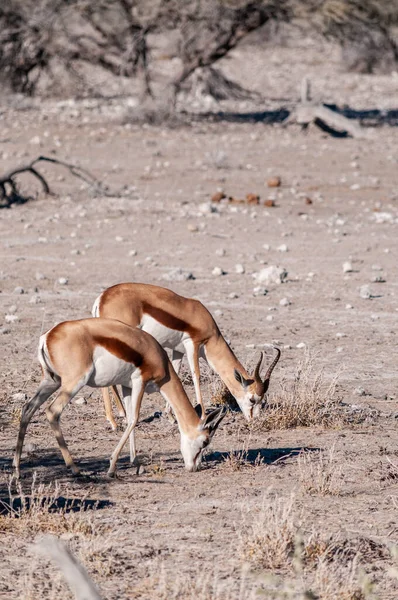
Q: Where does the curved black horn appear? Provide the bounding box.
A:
[264,347,281,381]
[254,352,264,383]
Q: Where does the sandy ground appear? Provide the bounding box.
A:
[1,81,398,599]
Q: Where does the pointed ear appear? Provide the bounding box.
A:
[200,406,227,432]
[234,369,244,386]
[194,403,203,419]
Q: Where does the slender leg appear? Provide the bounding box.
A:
[102,387,118,431]
[111,385,127,418]
[45,386,83,476]
[164,349,184,421]
[121,385,135,463]
[184,339,205,417]
[13,378,60,477]
[108,377,145,476]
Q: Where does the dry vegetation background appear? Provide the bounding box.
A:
[1,1,398,599]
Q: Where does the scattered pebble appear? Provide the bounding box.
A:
[296,342,306,349]
[277,244,288,253]
[345,304,353,309]
[36,272,46,280]
[214,309,223,317]
[58,277,68,285]
[187,223,199,232]
[336,332,347,338]
[228,292,239,299]
[12,392,27,402]
[29,295,42,304]
[212,267,226,276]
[13,287,24,295]
[343,261,353,273]
[128,249,138,256]
[0,327,11,334]
[162,268,195,282]
[215,248,226,257]
[253,287,268,297]
[266,315,274,321]
[74,397,87,405]
[235,263,245,274]
[354,387,366,397]
[336,347,344,353]
[8,305,17,314]
[279,298,290,306]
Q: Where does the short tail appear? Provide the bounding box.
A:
[38,334,57,381]
[92,294,101,318]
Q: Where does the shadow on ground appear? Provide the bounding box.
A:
[205,446,320,466]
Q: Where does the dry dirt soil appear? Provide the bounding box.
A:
[0,89,398,600]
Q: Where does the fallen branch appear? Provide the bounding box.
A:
[0,155,114,208]
[33,535,102,600]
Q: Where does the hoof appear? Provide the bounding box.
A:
[107,470,117,479]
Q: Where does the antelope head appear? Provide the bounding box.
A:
[180,406,227,472]
[233,347,281,420]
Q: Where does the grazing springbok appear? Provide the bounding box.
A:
[92,283,281,428]
[13,318,226,478]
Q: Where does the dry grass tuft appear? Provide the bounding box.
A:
[0,475,96,536]
[240,494,297,571]
[298,447,343,496]
[251,352,372,431]
[313,556,367,600]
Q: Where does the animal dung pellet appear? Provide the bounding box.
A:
[267,176,281,188]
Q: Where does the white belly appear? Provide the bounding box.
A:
[140,314,187,352]
[88,346,136,388]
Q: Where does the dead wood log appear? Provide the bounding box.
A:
[0,155,113,208]
[283,77,372,139]
[34,535,102,600]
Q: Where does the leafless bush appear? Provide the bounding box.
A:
[298,447,343,496]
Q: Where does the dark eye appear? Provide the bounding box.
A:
[202,439,209,448]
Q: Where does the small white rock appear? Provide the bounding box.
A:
[29,295,41,304]
[228,292,239,299]
[12,392,27,402]
[263,244,270,251]
[296,342,306,349]
[235,263,245,274]
[214,309,223,317]
[162,268,195,282]
[215,248,226,257]
[58,277,68,285]
[336,346,344,353]
[279,298,290,307]
[253,287,268,297]
[283,344,292,350]
[115,236,124,242]
[343,261,353,273]
[345,304,353,309]
[277,244,288,253]
[5,315,19,323]
[336,332,347,338]
[212,267,226,276]
[359,285,372,299]
[0,327,11,334]
[253,265,288,285]
[187,223,199,232]
[36,272,46,280]
[266,315,274,322]
[74,397,87,405]
[8,305,17,314]
[128,249,138,256]
[13,287,24,295]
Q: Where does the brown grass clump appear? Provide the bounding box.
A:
[313,556,366,600]
[252,352,371,432]
[298,447,343,496]
[240,494,297,571]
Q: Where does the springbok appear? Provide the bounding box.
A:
[92,283,281,428]
[13,318,226,477]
